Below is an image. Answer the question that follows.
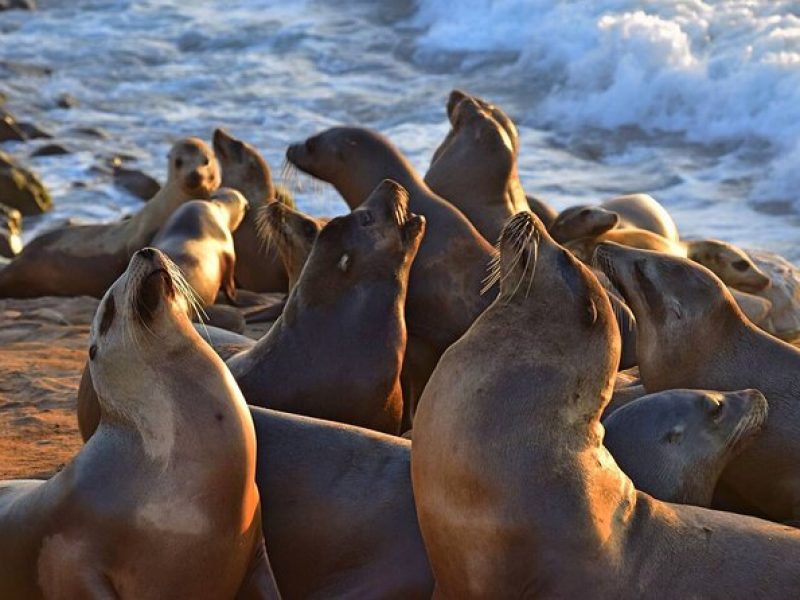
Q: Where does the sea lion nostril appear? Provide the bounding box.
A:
[138,248,156,259]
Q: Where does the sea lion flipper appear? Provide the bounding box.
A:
[234,537,282,600]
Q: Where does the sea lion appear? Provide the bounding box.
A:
[226,179,424,434]
[0,138,220,298]
[151,187,248,306]
[252,407,432,599]
[603,388,768,506]
[257,200,327,290]
[569,233,773,326]
[745,248,800,341]
[287,126,496,417]
[551,193,679,244]
[412,212,800,597]
[595,241,800,523]
[686,239,771,293]
[565,227,684,262]
[0,248,279,598]
[214,128,289,293]
[425,90,530,243]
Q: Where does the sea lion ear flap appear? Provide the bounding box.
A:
[585,296,599,327]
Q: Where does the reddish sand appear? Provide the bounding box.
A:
[0,297,97,479]
[0,296,274,479]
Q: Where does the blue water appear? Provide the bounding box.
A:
[1,0,799,259]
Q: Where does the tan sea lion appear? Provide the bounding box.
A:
[425,90,530,243]
[0,137,220,298]
[151,187,248,306]
[603,388,768,506]
[287,126,496,418]
[595,242,800,523]
[257,200,327,291]
[252,407,432,599]
[551,193,679,244]
[0,248,279,598]
[213,128,288,292]
[413,212,800,597]
[686,239,771,293]
[744,248,800,341]
[226,180,424,434]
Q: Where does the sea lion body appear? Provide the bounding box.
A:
[151,188,248,306]
[603,388,767,506]
[252,407,432,599]
[566,227,685,262]
[0,138,220,298]
[227,180,424,435]
[214,128,288,292]
[0,249,278,598]
[414,213,800,597]
[596,242,800,523]
[287,127,495,419]
[425,90,530,244]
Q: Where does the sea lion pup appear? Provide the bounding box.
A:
[252,407,432,599]
[257,200,327,290]
[550,193,679,244]
[686,239,771,293]
[0,137,220,299]
[412,212,800,597]
[214,128,289,292]
[595,242,800,523]
[151,187,248,306]
[287,126,495,414]
[0,249,280,599]
[603,388,768,506]
[227,180,425,435]
[425,90,530,243]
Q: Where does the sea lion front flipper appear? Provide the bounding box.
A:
[235,537,282,600]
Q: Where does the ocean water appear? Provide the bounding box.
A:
[1,0,798,259]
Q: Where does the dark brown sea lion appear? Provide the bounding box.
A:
[425,90,530,243]
[252,407,432,599]
[412,211,800,597]
[595,241,800,523]
[0,248,279,598]
[213,128,288,292]
[151,187,248,306]
[0,138,220,298]
[286,126,496,418]
[226,179,424,434]
[603,388,767,506]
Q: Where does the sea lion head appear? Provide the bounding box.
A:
[549,205,619,244]
[213,128,274,205]
[427,92,518,211]
[593,242,744,379]
[209,187,249,233]
[490,211,619,354]
[88,248,202,418]
[603,388,767,505]
[257,201,325,287]
[286,127,402,205]
[687,239,771,293]
[295,179,425,301]
[168,137,220,198]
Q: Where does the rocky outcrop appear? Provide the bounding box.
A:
[0,150,52,215]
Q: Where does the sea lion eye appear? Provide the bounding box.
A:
[358,211,374,227]
[89,344,98,360]
[202,156,209,166]
[175,157,183,169]
[732,260,750,272]
[303,221,317,238]
[663,427,683,444]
